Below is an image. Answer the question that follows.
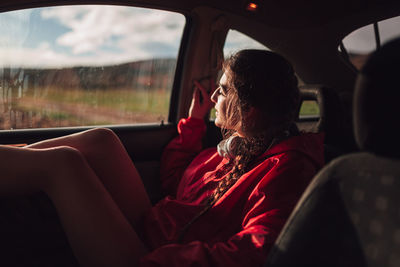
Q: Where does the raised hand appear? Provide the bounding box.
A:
[188,79,215,120]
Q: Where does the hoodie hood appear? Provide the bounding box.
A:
[261,132,325,169]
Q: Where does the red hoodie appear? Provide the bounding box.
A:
[139,117,324,266]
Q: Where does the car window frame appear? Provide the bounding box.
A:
[0,4,190,131]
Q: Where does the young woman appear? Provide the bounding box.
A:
[0,49,324,266]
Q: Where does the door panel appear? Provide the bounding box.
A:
[0,123,177,203]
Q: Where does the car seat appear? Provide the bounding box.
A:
[297,85,347,162]
[264,37,400,267]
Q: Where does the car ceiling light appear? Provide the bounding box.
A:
[246,2,258,12]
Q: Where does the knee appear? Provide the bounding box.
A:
[83,128,120,146]
[52,146,86,167]
[39,146,86,190]
[77,128,123,157]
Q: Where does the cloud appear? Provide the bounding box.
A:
[0,5,185,67]
[0,9,32,47]
[0,42,154,68]
[40,6,185,58]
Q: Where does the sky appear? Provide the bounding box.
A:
[343,16,400,53]
[0,5,399,68]
[0,6,186,67]
[0,5,265,68]
[223,30,267,56]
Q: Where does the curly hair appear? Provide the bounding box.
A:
[177,49,300,242]
[209,49,300,204]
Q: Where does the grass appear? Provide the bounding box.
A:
[43,87,171,115]
[48,111,73,121]
[299,100,320,116]
[0,87,171,129]
[0,87,320,130]
[209,101,320,121]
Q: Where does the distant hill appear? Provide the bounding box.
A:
[0,58,177,92]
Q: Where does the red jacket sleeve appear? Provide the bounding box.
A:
[141,152,318,267]
[160,117,207,196]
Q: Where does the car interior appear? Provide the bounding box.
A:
[266,38,400,267]
[0,0,399,265]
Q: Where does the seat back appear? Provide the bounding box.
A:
[265,38,400,267]
[297,85,347,162]
[297,85,342,137]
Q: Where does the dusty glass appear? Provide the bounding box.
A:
[0,5,185,129]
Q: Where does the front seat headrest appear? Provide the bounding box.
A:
[354,37,400,158]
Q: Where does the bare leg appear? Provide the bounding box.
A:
[26,128,151,227]
[0,145,147,267]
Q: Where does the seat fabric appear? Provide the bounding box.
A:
[265,37,400,267]
[266,153,400,267]
[297,85,348,162]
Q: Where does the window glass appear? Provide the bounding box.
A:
[379,16,400,42]
[299,100,320,118]
[0,6,185,129]
[341,16,400,70]
[223,29,269,57]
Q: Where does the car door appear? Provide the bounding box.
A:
[0,2,231,204]
[0,3,186,203]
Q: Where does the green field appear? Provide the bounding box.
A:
[0,87,171,129]
[0,88,319,130]
[299,100,320,116]
[42,87,171,115]
[209,100,319,121]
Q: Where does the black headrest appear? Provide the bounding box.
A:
[354,37,400,157]
[299,85,344,144]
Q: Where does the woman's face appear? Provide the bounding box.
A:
[211,72,233,129]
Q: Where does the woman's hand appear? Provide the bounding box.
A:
[188,79,215,120]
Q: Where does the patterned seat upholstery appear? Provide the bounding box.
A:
[265,38,400,267]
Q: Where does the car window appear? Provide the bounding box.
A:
[299,100,320,119]
[0,5,185,130]
[341,16,400,70]
[223,29,269,57]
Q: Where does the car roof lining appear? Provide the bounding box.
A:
[1,0,400,91]
[2,0,400,29]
